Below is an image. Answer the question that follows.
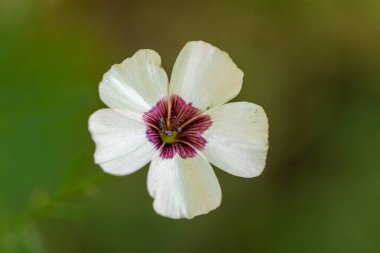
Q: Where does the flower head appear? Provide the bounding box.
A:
[89,41,269,219]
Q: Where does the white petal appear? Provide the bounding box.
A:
[170,41,243,110]
[203,102,269,178]
[88,109,155,176]
[99,49,169,120]
[147,155,221,219]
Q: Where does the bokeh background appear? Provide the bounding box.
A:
[1,0,380,252]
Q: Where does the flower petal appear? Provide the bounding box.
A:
[99,49,169,121]
[89,109,155,176]
[203,102,269,178]
[147,155,221,219]
[170,41,243,110]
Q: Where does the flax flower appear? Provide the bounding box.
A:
[89,41,269,219]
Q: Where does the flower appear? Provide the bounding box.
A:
[88,41,269,219]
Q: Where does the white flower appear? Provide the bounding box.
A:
[88,41,269,219]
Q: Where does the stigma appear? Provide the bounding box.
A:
[158,116,184,143]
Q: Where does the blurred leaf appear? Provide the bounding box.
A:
[1,225,48,253]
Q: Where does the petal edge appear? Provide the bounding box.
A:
[203,102,269,178]
[170,41,243,110]
[147,155,222,219]
[89,109,155,176]
[99,49,169,121]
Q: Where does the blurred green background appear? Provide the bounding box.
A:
[1,0,380,252]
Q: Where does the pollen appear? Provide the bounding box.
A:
[158,117,183,143]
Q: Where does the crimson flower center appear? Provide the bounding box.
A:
[143,95,212,159]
